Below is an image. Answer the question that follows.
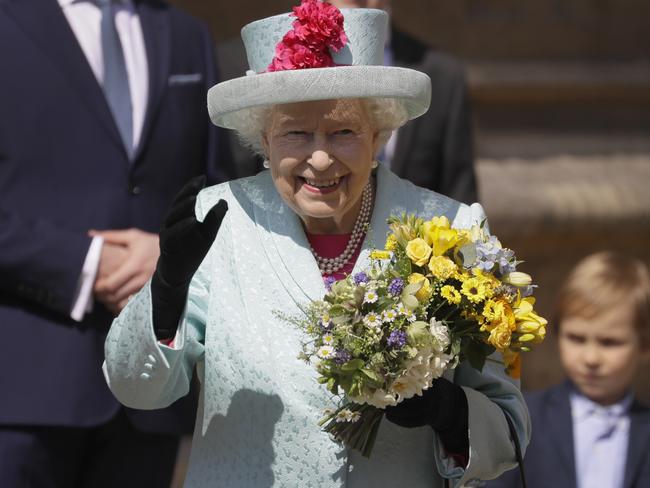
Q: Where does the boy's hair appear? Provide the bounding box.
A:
[555,251,650,343]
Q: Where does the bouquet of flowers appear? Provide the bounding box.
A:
[293,214,547,457]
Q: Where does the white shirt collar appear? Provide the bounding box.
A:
[570,388,634,422]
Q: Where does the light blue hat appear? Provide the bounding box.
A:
[207,6,431,131]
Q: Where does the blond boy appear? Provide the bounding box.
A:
[489,251,650,488]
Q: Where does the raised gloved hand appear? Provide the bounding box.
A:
[385,377,469,457]
[151,175,228,339]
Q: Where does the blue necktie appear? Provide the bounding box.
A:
[99,0,133,157]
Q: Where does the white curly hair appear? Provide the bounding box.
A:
[229,97,410,157]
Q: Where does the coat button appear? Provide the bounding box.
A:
[140,373,151,381]
[129,184,142,195]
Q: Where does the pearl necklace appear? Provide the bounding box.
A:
[310,182,373,275]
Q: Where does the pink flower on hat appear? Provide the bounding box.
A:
[267,0,348,72]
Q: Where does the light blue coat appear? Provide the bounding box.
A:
[104,165,530,487]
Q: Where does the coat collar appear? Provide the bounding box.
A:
[251,165,443,310]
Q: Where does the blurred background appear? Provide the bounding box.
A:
[168,0,650,484]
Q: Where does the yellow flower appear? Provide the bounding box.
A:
[503,271,533,287]
[472,268,498,298]
[428,255,458,280]
[461,276,487,304]
[441,285,461,305]
[502,350,521,379]
[405,238,432,266]
[518,333,537,342]
[421,220,462,257]
[370,250,391,260]
[426,216,451,230]
[482,299,504,322]
[385,234,397,251]
[513,296,547,344]
[408,273,432,302]
[488,324,512,350]
[482,298,515,332]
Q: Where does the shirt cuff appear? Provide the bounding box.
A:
[70,236,104,321]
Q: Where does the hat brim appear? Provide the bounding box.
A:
[207,65,431,130]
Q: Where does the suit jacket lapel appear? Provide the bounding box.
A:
[624,401,650,488]
[546,382,577,486]
[135,0,170,161]
[3,0,125,153]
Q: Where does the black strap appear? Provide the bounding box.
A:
[504,413,527,488]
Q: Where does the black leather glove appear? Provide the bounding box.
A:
[151,175,228,339]
[385,377,469,456]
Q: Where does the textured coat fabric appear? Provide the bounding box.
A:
[486,381,650,488]
[104,166,531,487]
[0,0,224,433]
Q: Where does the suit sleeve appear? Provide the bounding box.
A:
[0,207,92,314]
[439,64,479,205]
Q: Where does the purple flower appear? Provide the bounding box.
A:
[387,330,407,349]
[474,237,516,276]
[324,276,337,290]
[318,319,333,331]
[388,278,404,296]
[334,349,352,364]
[353,272,369,285]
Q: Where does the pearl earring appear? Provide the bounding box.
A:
[371,160,379,169]
[263,160,270,169]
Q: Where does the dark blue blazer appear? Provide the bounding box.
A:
[486,381,650,488]
[0,0,228,433]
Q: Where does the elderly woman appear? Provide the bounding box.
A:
[103,3,529,487]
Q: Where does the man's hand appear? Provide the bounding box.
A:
[90,229,160,315]
[96,241,129,283]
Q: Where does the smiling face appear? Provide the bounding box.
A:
[262,99,379,234]
[559,304,648,406]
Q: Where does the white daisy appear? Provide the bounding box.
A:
[396,303,408,315]
[317,345,335,359]
[364,289,379,304]
[383,308,398,322]
[336,409,354,423]
[363,312,382,328]
[322,334,335,345]
[320,313,332,328]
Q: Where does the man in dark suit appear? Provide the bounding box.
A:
[486,382,650,488]
[218,0,478,205]
[0,0,229,486]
